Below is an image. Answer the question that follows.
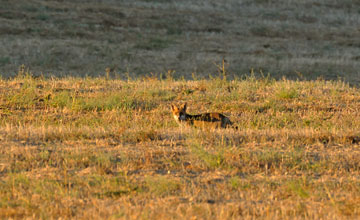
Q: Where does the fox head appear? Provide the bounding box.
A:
[171,103,187,123]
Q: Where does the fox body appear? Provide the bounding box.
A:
[171,103,237,129]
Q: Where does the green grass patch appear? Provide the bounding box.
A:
[190,141,227,170]
[276,87,299,99]
[286,179,310,199]
[145,176,181,196]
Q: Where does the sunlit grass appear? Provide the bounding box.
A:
[0,74,359,219]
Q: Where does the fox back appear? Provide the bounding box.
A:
[170,103,236,129]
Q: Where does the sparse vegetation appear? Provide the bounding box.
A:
[0,74,360,219]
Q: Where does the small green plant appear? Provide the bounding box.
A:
[228,176,251,190]
[286,180,310,199]
[48,90,72,108]
[145,176,180,196]
[276,87,299,99]
[190,142,226,169]
[7,87,38,109]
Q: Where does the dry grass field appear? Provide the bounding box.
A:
[0,0,360,83]
[1,0,360,219]
[0,72,360,219]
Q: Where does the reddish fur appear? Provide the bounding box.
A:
[171,103,237,129]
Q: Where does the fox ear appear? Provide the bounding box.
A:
[182,103,187,111]
[170,104,177,111]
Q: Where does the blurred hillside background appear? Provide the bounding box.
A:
[0,0,359,83]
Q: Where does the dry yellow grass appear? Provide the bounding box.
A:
[0,74,359,219]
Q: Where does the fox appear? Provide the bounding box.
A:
[170,103,237,129]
